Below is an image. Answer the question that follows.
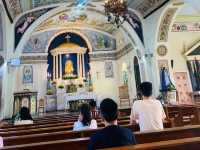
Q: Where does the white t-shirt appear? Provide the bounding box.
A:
[130,99,166,132]
[73,119,97,131]
[0,136,3,148]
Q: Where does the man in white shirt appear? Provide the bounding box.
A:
[130,82,166,132]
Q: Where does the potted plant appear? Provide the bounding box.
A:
[46,89,53,95]
[58,84,64,89]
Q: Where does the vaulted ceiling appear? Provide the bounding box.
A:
[2,0,169,23]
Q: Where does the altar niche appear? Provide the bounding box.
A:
[47,32,91,87]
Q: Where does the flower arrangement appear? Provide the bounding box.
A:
[58,84,65,89]
[46,89,53,95]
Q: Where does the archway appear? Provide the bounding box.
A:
[47,32,91,87]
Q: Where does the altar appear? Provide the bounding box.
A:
[65,92,97,111]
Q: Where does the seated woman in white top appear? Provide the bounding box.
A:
[130,82,166,132]
[14,107,33,125]
[73,103,97,131]
[0,136,3,148]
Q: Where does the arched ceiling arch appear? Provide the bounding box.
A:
[14,3,144,54]
[3,0,171,23]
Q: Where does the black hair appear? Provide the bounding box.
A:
[139,82,153,97]
[100,98,118,122]
[20,107,33,120]
[89,100,96,108]
[80,103,92,126]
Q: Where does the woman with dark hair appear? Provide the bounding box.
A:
[14,107,33,125]
[73,103,97,131]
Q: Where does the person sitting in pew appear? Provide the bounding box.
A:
[130,82,166,132]
[88,98,136,150]
[14,107,33,125]
[73,103,97,131]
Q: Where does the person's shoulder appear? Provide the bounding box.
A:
[133,100,142,106]
[90,128,104,142]
[118,126,133,134]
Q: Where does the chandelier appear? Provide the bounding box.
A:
[105,0,128,28]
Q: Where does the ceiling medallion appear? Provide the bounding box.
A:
[157,45,168,57]
[104,0,128,28]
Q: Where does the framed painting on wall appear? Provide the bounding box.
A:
[23,65,33,84]
[105,61,114,78]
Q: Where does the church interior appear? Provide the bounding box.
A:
[0,0,200,149]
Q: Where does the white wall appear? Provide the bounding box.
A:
[90,60,119,105]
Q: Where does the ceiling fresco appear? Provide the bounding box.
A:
[22,29,116,53]
[34,9,117,34]
[3,0,171,22]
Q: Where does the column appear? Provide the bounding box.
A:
[77,54,80,79]
[56,55,58,79]
[80,54,83,78]
[59,54,62,79]
[53,55,55,80]
[82,53,85,78]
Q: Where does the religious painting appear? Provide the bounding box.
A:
[105,61,114,78]
[23,30,57,53]
[126,11,144,44]
[134,0,169,18]
[23,65,33,84]
[172,22,200,32]
[15,7,55,49]
[2,0,22,22]
[85,30,116,51]
[157,45,168,57]
[173,72,193,104]
[32,0,71,8]
[34,10,117,34]
[0,11,3,51]
[158,8,177,42]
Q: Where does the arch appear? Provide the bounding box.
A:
[46,29,93,53]
[15,4,144,57]
[0,4,6,51]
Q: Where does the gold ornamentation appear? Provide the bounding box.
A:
[157,45,168,57]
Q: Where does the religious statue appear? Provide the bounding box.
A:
[65,60,74,76]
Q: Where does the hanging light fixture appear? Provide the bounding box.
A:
[104,0,128,28]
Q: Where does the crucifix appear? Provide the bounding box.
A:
[65,34,71,43]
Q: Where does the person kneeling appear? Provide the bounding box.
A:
[88,98,136,150]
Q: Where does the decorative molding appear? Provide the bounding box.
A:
[90,43,133,61]
[2,0,22,22]
[172,22,200,32]
[20,55,47,64]
[157,45,168,57]
[132,0,169,18]
[158,8,177,42]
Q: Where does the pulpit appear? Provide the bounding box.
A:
[13,91,37,115]
[119,85,130,107]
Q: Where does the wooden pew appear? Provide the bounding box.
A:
[1,122,180,147]
[102,137,200,150]
[3,133,200,150]
[0,120,131,137]
[2,124,137,146]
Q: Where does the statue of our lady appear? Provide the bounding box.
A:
[65,59,74,76]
